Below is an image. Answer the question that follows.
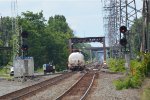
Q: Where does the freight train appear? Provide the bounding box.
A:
[68,51,85,71]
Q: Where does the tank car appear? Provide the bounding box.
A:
[68,52,85,71]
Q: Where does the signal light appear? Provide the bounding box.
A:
[21,44,28,51]
[120,38,127,46]
[21,31,28,38]
[119,26,127,33]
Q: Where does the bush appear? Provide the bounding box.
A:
[0,67,10,74]
[114,57,148,90]
[0,67,11,78]
[130,74,142,88]
[142,53,150,76]
[55,65,67,72]
[114,75,142,90]
[108,58,125,72]
[113,79,125,90]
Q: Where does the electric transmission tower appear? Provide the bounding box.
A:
[11,0,21,59]
[102,0,141,58]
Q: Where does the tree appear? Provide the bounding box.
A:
[0,16,13,66]
[45,15,74,70]
[19,13,74,70]
[130,18,143,53]
[19,11,46,68]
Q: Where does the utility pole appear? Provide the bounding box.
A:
[125,0,130,75]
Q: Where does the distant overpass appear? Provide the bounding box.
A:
[69,37,107,61]
[85,47,110,51]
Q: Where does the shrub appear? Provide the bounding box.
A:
[55,65,67,72]
[114,75,142,90]
[0,67,9,74]
[108,58,125,72]
[142,53,150,76]
[114,55,149,90]
[130,74,142,88]
[113,79,125,90]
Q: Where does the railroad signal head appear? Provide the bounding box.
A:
[120,26,127,33]
[21,31,28,38]
[120,38,127,46]
[21,44,28,51]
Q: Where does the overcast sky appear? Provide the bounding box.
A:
[0,0,142,47]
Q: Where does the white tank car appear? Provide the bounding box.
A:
[68,52,85,71]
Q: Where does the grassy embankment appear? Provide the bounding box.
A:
[0,67,12,79]
[141,78,150,100]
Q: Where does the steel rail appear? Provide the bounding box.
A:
[0,72,75,100]
[55,72,86,100]
[80,72,96,100]
[56,72,96,100]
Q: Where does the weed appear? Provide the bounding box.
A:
[108,58,125,72]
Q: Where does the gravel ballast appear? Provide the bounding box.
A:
[0,74,61,96]
[87,72,140,100]
[0,71,141,100]
[29,72,83,100]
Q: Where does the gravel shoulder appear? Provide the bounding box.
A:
[87,71,141,100]
[0,74,61,96]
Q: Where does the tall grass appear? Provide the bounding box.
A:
[0,67,11,78]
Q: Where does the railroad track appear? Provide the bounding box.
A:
[0,72,75,100]
[56,71,97,100]
[34,71,68,77]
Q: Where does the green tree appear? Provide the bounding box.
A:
[130,18,143,53]
[19,13,74,70]
[19,11,46,68]
[45,15,74,70]
[0,16,13,66]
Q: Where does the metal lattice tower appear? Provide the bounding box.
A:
[11,0,20,58]
[102,0,141,57]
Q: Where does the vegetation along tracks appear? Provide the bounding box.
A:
[56,71,97,100]
[0,72,75,100]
